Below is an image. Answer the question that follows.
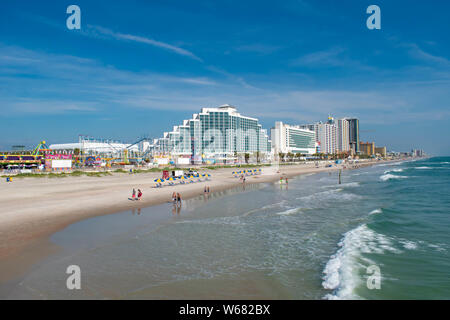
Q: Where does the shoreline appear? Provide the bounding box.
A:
[0,160,397,283]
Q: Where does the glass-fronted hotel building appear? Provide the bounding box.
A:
[153,105,271,163]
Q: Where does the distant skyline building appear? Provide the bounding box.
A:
[271,121,316,155]
[412,149,425,157]
[154,105,271,163]
[375,146,387,157]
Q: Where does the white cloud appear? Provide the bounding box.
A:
[0,44,448,127]
[406,43,450,67]
[86,25,203,62]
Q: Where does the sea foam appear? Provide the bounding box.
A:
[322,224,401,299]
[369,208,382,215]
[379,174,408,181]
[384,168,403,174]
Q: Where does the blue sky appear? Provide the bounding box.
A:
[0,0,449,154]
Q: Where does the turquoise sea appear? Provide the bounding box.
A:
[2,157,449,299]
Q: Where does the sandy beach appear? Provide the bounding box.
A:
[0,160,386,282]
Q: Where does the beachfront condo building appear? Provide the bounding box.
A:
[271,121,316,155]
[375,146,387,157]
[360,141,375,156]
[297,117,355,154]
[348,118,360,154]
[337,119,350,153]
[153,105,271,163]
[316,121,337,154]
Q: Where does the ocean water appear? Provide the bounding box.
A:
[3,157,450,299]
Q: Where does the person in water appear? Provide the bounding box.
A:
[172,192,177,203]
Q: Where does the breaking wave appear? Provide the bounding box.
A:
[322,224,401,299]
[379,174,408,181]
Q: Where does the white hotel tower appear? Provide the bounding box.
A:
[154,105,271,162]
[271,121,316,155]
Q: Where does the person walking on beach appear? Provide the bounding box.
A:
[132,188,136,200]
[177,192,182,206]
[137,189,143,200]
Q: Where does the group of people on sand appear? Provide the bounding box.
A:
[131,188,143,201]
[172,192,182,206]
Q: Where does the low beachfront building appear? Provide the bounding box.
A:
[375,146,387,158]
[49,137,140,156]
[360,141,375,156]
[271,121,316,155]
[153,105,272,163]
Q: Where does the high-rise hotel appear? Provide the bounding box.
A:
[347,118,360,154]
[298,116,356,154]
[153,105,271,163]
[271,121,316,155]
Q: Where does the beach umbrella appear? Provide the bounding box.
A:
[154,178,164,183]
